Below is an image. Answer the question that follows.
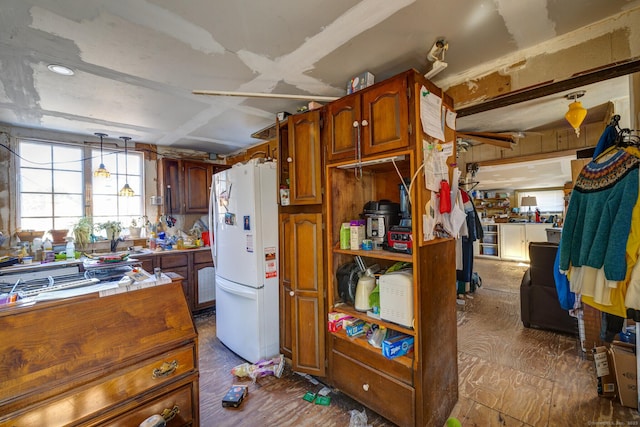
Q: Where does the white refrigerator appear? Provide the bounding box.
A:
[209,159,279,363]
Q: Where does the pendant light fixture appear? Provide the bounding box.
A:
[565,90,587,138]
[93,132,111,178]
[118,136,135,197]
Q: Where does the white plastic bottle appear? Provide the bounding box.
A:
[65,236,75,260]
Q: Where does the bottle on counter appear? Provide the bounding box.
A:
[65,236,75,260]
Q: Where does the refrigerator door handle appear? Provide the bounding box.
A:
[209,176,217,265]
[217,280,259,299]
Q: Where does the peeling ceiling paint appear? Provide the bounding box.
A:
[0,0,638,154]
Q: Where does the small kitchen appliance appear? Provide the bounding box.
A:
[354,274,376,312]
[362,200,400,249]
[379,269,414,328]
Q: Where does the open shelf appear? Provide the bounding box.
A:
[329,328,414,369]
[331,303,416,336]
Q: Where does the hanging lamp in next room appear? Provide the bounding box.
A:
[565,90,587,138]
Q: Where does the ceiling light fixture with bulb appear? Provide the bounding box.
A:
[425,38,448,79]
[118,136,135,197]
[47,64,75,76]
[93,132,111,179]
[565,90,587,137]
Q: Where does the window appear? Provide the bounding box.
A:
[18,139,143,234]
[517,190,564,213]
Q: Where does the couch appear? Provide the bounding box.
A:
[520,241,578,335]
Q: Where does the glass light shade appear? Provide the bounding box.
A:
[119,183,135,197]
[94,164,111,178]
[565,100,587,137]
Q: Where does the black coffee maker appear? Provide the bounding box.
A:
[362,200,401,250]
[387,178,412,253]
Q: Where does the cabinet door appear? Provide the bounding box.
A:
[161,159,183,214]
[279,214,293,359]
[360,75,409,156]
[325,93,361,162]
[183,161,212,213]
[500,224,526,261]
[288,110,323,205]
[279,213,325,376]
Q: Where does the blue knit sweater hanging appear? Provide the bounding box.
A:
[560,149,639,281]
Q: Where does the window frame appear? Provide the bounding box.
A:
[16,137,145,232]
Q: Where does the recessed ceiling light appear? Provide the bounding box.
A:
[47,64,74,76]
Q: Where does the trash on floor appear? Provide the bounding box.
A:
[231,354,284,382]
[221,384,249,408]
[301,391,331,406]
[348,408,372,427]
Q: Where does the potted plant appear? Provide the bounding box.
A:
[97,220,123,252]
[129,218,142,239]
[72,217,94,250]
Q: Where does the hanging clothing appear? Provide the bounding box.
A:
[457,190,480,285]
[592,123,619,159]
[559,148,639,283]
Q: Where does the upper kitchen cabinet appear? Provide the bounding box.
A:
[160,158,229,214]
[325,73,410,163]
[184,160,213,213]
[277,109,323,205]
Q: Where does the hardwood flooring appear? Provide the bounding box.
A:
[195,258,640,426]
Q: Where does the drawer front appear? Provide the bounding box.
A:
[2,345,197,426]
[160,253,190,269]
[99,381,197,427]
[331,350,414,427]
[193,250,213,264]
[331,335,413,385]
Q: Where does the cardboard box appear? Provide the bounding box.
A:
[347,71,375,94]
[345,319,366,337]
[382,331,414,359]
[593,346,616,398]
[327,312,354,332]
[610,342,637,408]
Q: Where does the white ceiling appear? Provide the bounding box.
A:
[1,0,639,154]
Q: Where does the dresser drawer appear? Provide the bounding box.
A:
[331,350,414,427]
[2,345,197,426]
[99,380,197,427]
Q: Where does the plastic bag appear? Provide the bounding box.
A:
[348,409,372,427]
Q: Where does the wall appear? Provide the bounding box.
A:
[440,8,640,104]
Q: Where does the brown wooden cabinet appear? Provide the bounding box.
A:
[183,160,213,213]
[160,159,228,214]
[136,248,215,313]
[279,212,325,376]
[325,73,410,163]
[0,280,199,426]
[324,70,457,427]
[277,110,323,205]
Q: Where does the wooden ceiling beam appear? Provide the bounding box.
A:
[456,58,640,117]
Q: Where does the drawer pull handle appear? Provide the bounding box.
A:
[289,291,295,297]
[362,383,369,391]
[161,405,180,423]
[152,360,178,378]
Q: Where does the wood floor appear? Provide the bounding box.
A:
[195,258,640,426]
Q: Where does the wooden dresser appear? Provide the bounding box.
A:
[0,280,199,426]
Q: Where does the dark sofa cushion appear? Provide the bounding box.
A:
[529,241,559,288]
